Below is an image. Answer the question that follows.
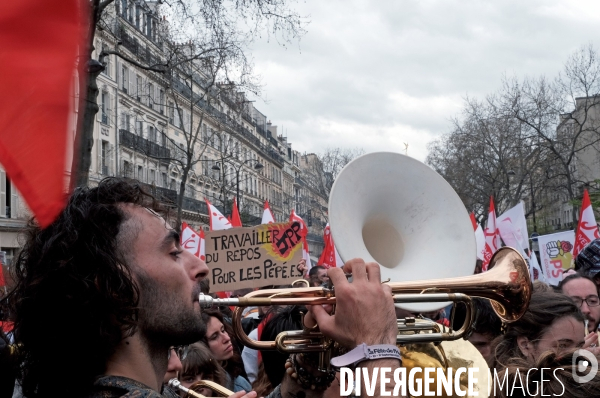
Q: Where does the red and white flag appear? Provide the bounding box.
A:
[318,223,343,269]
[482,197,501,271]
[230,198,242,227]
[573,189,599,257]
[205,199,231,231]
[470,212,486,260]
[181,222,201,257]
[290,210,312,270]
[261,200,275,224]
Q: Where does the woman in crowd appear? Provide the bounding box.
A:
[201,308,252,393]
[492,286,586,370]
[178,342,227,397]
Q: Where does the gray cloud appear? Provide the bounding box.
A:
[247,0,600,160]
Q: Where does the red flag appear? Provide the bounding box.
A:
[289,210,312,269]
[317,224,342,269]
[0,263,5,287]
[0,0,87,227]
[574,189,600,257]
[482,197,501,271]
[231,198,242,227]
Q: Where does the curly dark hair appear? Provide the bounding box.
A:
[0,178,164,398]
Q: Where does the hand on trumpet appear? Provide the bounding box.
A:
[305,259,398,348]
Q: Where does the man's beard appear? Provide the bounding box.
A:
[134,268,206,346]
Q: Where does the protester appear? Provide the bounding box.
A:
[559,273,600,334]
[201,309,252,393]
[575,239,600,285]
[308,266,329,287]
[179,342,227,397]
[0,178,400,398]
[492,288,585,369]
[162,346,186,398]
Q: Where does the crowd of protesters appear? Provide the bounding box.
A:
[1,178,600,398]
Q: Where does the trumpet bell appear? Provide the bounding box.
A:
[329,152,477,312]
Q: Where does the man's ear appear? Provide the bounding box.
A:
[516,336,531,357]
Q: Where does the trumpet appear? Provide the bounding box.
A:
[199,246,531,357]
[168,379,233,398]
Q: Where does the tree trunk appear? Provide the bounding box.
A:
[73,68,102,188]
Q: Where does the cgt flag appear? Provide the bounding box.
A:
[573,189,599,258]
[290,210,312,270]
[205,199,232,231]
[181,222,205,260]
[482,197,501,271]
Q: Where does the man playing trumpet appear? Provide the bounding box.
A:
[0,178,400,398]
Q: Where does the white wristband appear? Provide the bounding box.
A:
[330,343,401,369]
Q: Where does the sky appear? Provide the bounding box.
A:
[247,0,600,162]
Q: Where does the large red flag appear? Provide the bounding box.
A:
[574,189,600,257]
[0,1,86,227]
[231,198,242,227]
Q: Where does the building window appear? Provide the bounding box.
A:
[121,65,129,93]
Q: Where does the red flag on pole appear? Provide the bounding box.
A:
[574,189,600,257]
[289,210,312,269]
[482,197,501,271]
[317,224,342,268]
[0,0,87,227]
[231,198,242,227]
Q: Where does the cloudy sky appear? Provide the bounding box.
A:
[247,0,600,161]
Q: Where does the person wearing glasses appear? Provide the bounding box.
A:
[559,273,600,335]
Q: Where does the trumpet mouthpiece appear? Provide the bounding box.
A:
[198,293,214,308]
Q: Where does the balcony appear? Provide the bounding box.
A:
[119,129,170,159]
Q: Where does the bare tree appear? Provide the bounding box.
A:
[73,0,307,188]
[498,45,600,221]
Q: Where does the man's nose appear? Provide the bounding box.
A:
[184,250,209,281]
[581,301,591,315]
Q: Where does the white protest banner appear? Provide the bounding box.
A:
[497,201,529,252]
[537,230,575,285]
[205,221,305,291]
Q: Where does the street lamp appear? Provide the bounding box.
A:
[212,159,263,212]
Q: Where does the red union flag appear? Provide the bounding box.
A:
[181,222,201,258]
[482,197,501,271]
[573,189,599,257]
